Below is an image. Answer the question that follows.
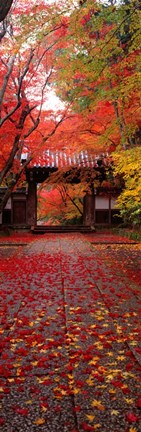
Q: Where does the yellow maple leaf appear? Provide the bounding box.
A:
[73,388,80,395]
[109,389,116,394]
[29,321,34,327]
[97,384,107,390]
[33,418,45,425]
[130,341,137,346]
[37,376,49,384]
[125,398,134,404]
[117,338,126,343]
[89,356,100,365]
[98,366,106,373]
[86,377,94,386]
[56,395,63,399]
[13,362,21,368]
[91,400,105,411]
[10,325,15,331]
[74,363,79,368]
[117,355,125,361]
[8,378,15,383]
[106,373,115,381]
[93,424,101,430]
[129,428,137,432]
[86,414,95,422]
[41,405,48,412]
[111,409,119,416]
[60,389,67,395]
[54,377,60,382]
[94,342,103,350]
[106,352,114,357]
[31,341,38,347]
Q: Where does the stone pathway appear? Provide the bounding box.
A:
[0,233,141,432]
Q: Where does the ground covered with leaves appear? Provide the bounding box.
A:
[0,232,141,432]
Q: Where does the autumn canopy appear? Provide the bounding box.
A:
[0,0,140,224]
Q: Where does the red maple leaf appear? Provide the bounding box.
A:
[137,398,141,409]
[126,412,139,423]
[81,423,94,431]
[0,418,5,426]
[13,407,29,416]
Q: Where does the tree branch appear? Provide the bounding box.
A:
[0,0,13,22]
[0,49,35,127]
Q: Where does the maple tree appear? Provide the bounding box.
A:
[38,183,84,224]
[54,0,140,149]
[52,0,141,224]
[0,0,73,214]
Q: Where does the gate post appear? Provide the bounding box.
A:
[26,180,37,227]
[83,192,95,227]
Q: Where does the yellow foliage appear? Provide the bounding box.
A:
[113,147,141,223]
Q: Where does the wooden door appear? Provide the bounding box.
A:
[13,201,26,224]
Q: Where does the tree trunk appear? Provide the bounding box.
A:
[0,0,13,22]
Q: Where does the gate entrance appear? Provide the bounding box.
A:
[0,150,121,229]
[25,150,121,229]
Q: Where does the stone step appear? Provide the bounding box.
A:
[31,225,93,234]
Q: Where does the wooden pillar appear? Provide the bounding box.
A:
[26,181,37,227]
[109,196,112,225]
[83,192,95,227]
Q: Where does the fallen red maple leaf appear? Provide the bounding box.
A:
[0,418,5,426]
[81,423,94,431]
[126,412,139,422]
[137,398,141,409]
[13,407,29,416]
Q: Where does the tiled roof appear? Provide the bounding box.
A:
[25,150,109,169]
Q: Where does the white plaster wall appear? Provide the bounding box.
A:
[5,198,11,209]
[95,197,109,210]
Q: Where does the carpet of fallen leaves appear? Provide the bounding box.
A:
[0,232,141,432]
